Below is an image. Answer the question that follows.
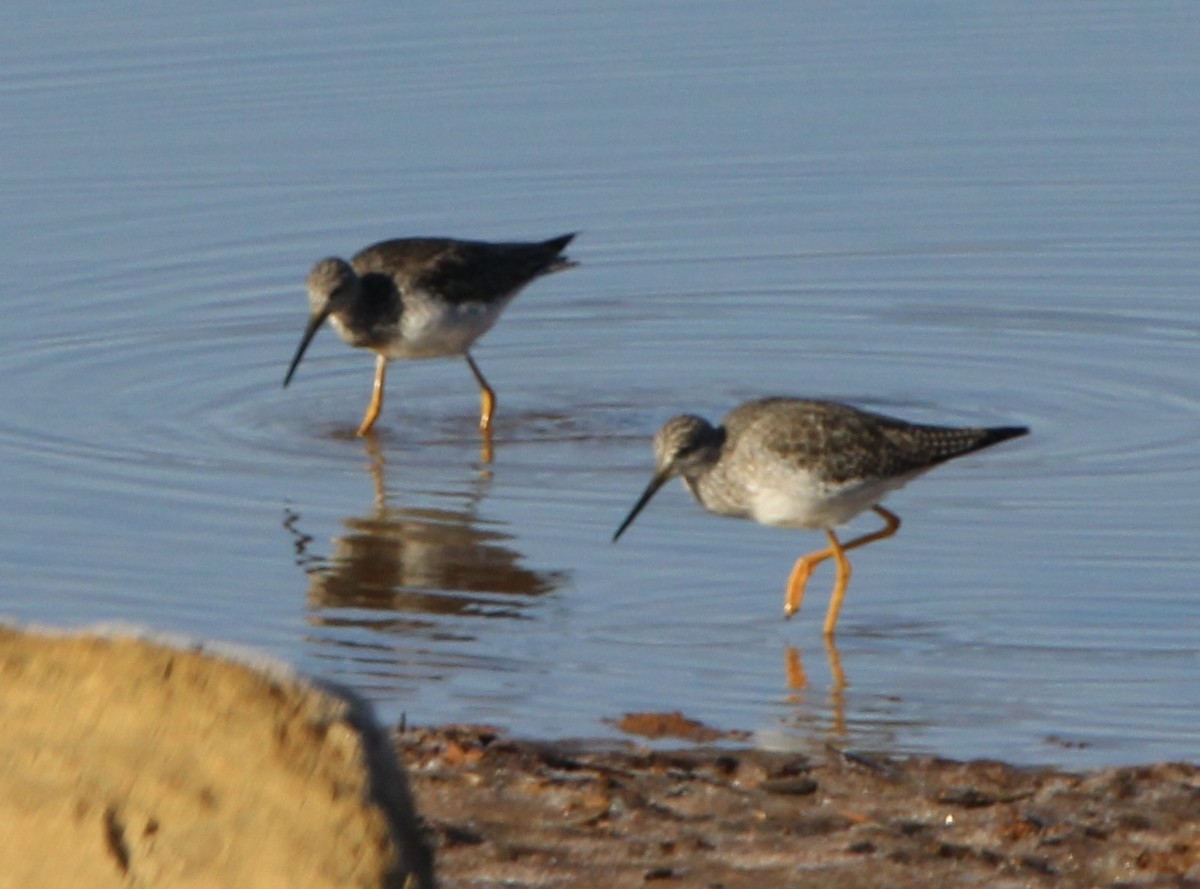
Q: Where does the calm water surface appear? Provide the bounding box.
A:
[1,2,1198,766]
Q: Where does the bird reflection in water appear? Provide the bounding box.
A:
[784,642,848,736]
[285,437,568,633]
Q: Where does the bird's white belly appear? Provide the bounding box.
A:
[383,292,515,360]
[746,471,913,530]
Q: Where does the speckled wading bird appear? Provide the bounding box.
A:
[284,234,577,436]
[613,397,1027,637]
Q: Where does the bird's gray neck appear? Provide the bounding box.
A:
[679,429,750,519]
[685,468,748,519]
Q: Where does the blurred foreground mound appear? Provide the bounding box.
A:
[0,625,433,888]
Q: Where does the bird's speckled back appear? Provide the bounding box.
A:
[721,398,1025,485]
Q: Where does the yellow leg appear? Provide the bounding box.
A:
[822,531,852,637]
[465,352,496,432]
[357,354,387,437]
[783,505,903,636]
[823,506,902,637]
[784,544,836,617]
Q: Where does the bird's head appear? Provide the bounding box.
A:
[283,258,360,387]
[612,414,723,541]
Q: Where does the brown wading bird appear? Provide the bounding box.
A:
[284,234,577,436]
[613,397,1028,637]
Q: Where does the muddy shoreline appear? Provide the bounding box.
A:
[400,723,1200,888]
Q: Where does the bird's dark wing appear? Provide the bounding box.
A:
[353,235,576,305]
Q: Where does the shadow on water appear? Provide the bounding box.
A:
[284,437,569,636]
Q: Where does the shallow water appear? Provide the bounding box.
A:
[1,2,1198,766]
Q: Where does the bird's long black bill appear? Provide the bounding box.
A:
[612,471,670,542]
[283,306,332,387]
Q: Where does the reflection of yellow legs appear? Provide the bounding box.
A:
[784,506,902,637]
[825,641,847,736]
[362,433,387,509]
[784,641,847,735]
[785,645,808,690]
[357,354,388,437]
[787,643,806,695]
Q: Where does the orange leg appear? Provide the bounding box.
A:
[784,543,835,618]
[822,531,853,637]
[783,506,902,638]
[356,354,388,437]
[464,352,496,433]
